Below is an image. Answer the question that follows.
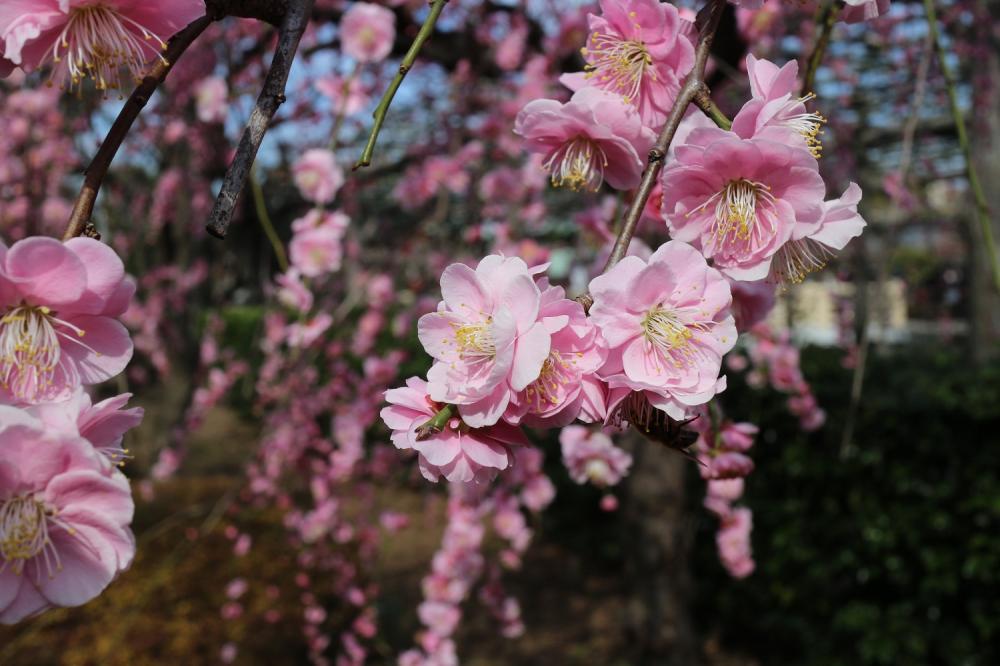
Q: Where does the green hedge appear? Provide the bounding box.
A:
[693,345,1000,665]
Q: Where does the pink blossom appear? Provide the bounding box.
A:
[560,0,695,127]
[0,0,204,93]
[841,0,891,23]
[27,387,143,464]
[0,406,134,624]
[340,2,395,64]
[589,241,736,420]
[559,425,632,487]
[515,88,654,192]
[417,256,551,428]
[290,227,344,277]
[729,278,776,333]
[292,149,344,205]
[381,377,528,484]
[717,507,755,578]
[194,75,227,123]
[768,182,866,284]
[316,74,368,116]
[661,128,826,280]
[0,237,134,404]
[286,313,333,348]
[275,269,314,312]
[732,55,825,159]
[504,282,607,427]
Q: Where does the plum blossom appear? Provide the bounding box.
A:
[728,278,776,332]
[417,256,551,428]
[316,74,368,116]
[559,425,632,487]
[515,88,655,191]
[768,182,867,284]
[26,387,143,465]
[661,128,826,281]
[842,0,891,23]
[717,506,755,578]
[381,377,528,484]
[194,75,228,123]
[0,237,134,404]
[340,2,395,64]
[0,406,134,624]
[0,0,205,93]
[293,149,344,205]
[504,282,607,427]
[589,241,737,420]
[560,0,695,127]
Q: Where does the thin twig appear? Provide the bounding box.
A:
[206,0,316,239]
[250,166,290,271]
[802,0,840,96]
[62,15,213,240]
[694,87,732,130]
[924,0,1000,292]
[575,0,727,311]
[353,0,450,170]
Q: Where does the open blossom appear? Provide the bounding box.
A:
[661,128,826,281]
[293,149,344,205]
[417,256,551,428]
[589,241,737,420]
[0,237,134,404]
[768,182,866,284]
[0,0,204,92]
[340,2,395,64]
[732,55,826,158]
[560,0,695,127]
[515,88,655,192]
[316,74,368,116]
[504,282,607,428]
[0,406,135,624]
[290,227,344,277]
[381,377,528,484]
[26,387,143,465]
[559,425,632,487]
[194,75,228,123]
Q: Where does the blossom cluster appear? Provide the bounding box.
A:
[0,236,141,623]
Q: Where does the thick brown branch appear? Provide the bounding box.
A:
[206,0,315,239]
[206,0,290,25]
[62,15,213,241]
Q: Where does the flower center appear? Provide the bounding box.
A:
[454,319,496,359]
[0,304,91,401]
[524,351,577,410]
[0,495,61,577]
[48,3,169,94]
[771,238,832,285]
[543,136,607,192]
[641,306,711,371]
[583,28,654,104]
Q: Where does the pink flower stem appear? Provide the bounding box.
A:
[577,0,728,311]
[354,0,450,170]
[63,15,214,240]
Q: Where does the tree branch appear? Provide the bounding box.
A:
[353,0,450,170]
[577,0,727,310]
[206,0,315,239]
[802,0,840,96]
[62,15,213,240]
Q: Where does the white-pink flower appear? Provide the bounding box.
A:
[380,377,528,484]
[418,256,551,428]
[559,425,632,487]
[292,149,344,205]
[559,0,695,127]
[515,88,655,192]
[340,2,395,64]
[504,281,607,427]
[194,75,228,124]
[842,0,891,23]
[717,506,755,578]
[0,237,134,404]
[589,241,736,420]
[0,406,134,624]
[661,128,826,281]
[0,0,205,92]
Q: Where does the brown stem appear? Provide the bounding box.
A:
[595,0,726,279]
[62,15,213,241]
[206,0,316,239]
[802,0,841,96]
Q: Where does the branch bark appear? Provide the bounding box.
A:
[62,15,213,240]
[206,0,316,239]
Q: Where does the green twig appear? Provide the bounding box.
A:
[802,0,840,96]
[415,404,454,441]
[250,166,289,271]
[924,0,1000,292]
[354,0,449,169]
[694,88,732,130]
